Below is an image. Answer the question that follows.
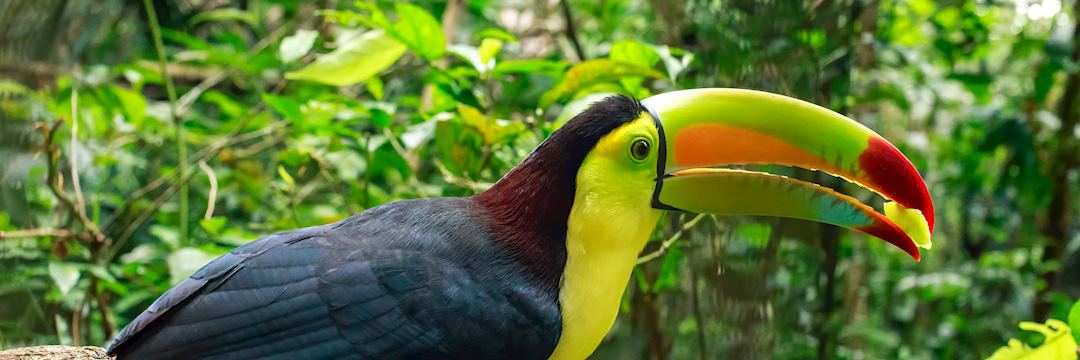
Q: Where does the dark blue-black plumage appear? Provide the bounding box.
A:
[108,95,647,360]
[108,198,561,359]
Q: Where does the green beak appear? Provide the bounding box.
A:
[643,88,934,261]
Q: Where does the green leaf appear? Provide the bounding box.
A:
[262,94,303,124]
[478,38,503,69]
[1034,61,1062,104]
[48,263,80,296]
[390,3,445,61]
[476,28,518,43]
[369,108,392,127]
[0,79,31,98]
[199,217,227,236]
[366,76,384,100]
[655,46,694,81]
[493,59,569,77]
[279,29,318,63]
[286,29,406,86]
[540,60,665,107]
[150,225,180,249]
[448,45,486,72]
[456,103,523,144]
[610,39,659,68]
[166,248,217,285]
[653,247,686,293]
[278,165,296,191]
[191,8,258,26]
[435,119,484,176]
[1070,299,1080,344]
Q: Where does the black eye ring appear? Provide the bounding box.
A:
[630,138,650,161]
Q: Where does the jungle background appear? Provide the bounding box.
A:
[1,0,1079,358]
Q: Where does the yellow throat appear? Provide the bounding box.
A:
[548,115,663,360]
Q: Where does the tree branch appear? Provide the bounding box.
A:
[636,213,707,265]
[0,228,73,239]
[559,0,586,61]
[39,121,105,243]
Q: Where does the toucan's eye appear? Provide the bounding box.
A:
[630,139,650,161]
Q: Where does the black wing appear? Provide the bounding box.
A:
[108,199,561,360]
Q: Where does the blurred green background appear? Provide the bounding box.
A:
[1,0,1079,358]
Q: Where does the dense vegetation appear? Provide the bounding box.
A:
[1,0,1079,358]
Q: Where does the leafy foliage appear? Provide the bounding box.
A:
[0,0,1078,359]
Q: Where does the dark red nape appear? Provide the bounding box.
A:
[474,95,644,291]
[858,136,935,233]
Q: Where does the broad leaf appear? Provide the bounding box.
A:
[610,39,659,68]
[166,248,218,286]
[391,3,445,61]
[286,29,406,86]
[493,59,569,77]
[262,94,303,124]
[540,60,664,107]
[279,29,318,63]
[191,8,258,26]
[48,263,80,296]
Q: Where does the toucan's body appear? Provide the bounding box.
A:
[108,198,563,359]
[109,90,935,359]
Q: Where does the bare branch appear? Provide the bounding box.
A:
[636,214,708,265]
[0,228,73,239]
[198,160,218,220]
[69,87,86,218]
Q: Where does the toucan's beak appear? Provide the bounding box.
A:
[644,88,934,261]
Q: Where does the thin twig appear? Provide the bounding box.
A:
[69,87,86,217]
[39,121,105,243]
[144,0,188,246]
[636,213,708,265]
[0,228,73,239]
[198,160,218,220]
[559,0,586,61]
[434,161,492,192]
[381,127,419,171]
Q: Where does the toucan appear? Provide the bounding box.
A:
[107,88,934,359]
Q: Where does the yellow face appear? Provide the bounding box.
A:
[550,114,664,360]
[574,113,662,214]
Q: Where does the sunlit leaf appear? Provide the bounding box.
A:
[277,165,296,191]
[191,8,258,26]
[390,3,445,61]
[47,263,80,296]
[540,60,664,107]
[610,40,659,68]
[987,320,1078,360]
[199,217,227,236]
[279,29,318,63]
[655,46,694,82]
[476,28,517,43]
[478,38,503,69]
[166,248,217,286]
[366,76,384,100]
[262,94,303,124]
[448,45,486,72]
[493,59,569,77]
[286,29,406,86]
